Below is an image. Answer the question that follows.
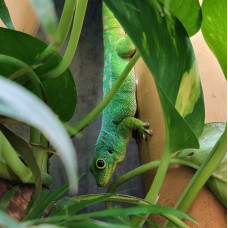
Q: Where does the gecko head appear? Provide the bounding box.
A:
[89,149,119,187]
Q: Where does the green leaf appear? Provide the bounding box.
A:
[201,0,227,78]
[0,28,77,122]
[176,122,227,206]
[74,193,154,206]
[48,197,78,216]
[0,77,77,193]
[24,183,70,220]
[0,185,19,211]
[65,220,140,228]
[58,204,196,222]
[49,194,113,217]
[33,204,195,226]
[157,0,202,36]
[28,225,62,228]
[104,0,205,153]
[0,0,14,29]
[29,0,58,41]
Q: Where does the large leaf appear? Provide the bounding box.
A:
[104,0,205,152]
[0,0,14,29]
[201,0,227,78]
[158,0,202,36]
[0,77,77,192]
[176,122,227,206]
[0,28,76,122]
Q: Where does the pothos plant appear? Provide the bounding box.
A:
[0,0,226,227]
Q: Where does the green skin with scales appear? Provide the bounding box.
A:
[90,3,152,187]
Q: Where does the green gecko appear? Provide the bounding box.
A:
[90,3,152,187]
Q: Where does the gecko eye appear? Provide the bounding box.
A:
[96,159,106,169]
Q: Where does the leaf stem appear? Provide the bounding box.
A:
[30,126,40,159]
[40,0,88,79]
[107,157,208,194]
[0,54,44,100]
[0,161,19,180]
[0,131,33,182]
[130,140,171,226]
[36,134,49,173]
[37,0,78,63]
[70,51,141,136]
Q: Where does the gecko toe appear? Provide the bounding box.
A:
[143,122,150,128]
[140,122,152,140]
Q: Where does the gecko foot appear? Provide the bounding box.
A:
[139,122,153,140]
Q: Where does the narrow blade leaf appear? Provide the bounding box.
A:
[0,185,19,211]
[24,183,70,220]
[0,77,77,192]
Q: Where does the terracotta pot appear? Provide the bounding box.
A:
[135,31,227,227]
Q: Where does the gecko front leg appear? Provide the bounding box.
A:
[117,117,152,141]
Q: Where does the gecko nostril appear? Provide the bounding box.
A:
[108,150,113,154]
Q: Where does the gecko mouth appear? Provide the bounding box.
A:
[96,171,111,187]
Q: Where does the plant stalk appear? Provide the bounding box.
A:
[40,0,88,79]
[0,131,33,182]
[0,54,44,100]
[0,161,19,180]
[37,0,78,63]
[107,157,219,194]
[36,134,49,173]
[130,139,171,226]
